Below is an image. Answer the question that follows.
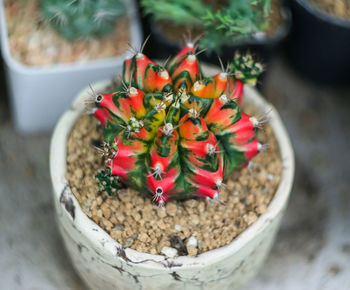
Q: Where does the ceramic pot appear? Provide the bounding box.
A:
[286,0,350,86]
[0,0,142,133]
[50,65,294,290]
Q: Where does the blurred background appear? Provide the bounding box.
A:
[0,0,350,289]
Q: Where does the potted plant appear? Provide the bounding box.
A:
[139,0,291,65]
[50,43,294,289]
[0,0,142,133]
[286,0,350,86]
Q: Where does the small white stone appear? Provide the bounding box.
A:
[267,174,275,181]
[174,224,182,232]
[161,246,178,258]
[186,236,198,248]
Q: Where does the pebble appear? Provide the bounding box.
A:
[102,219,113,230]
[102,207,111,219]
[157,208,167,218]
[138,232,149,243]
[166,203,177,216]
[267,174,275,181]
[174,224,182,232]
[123,237,134,248]
[114,224,125,231]
[161,246,178,258]
[187,245,198,256]
[186,236,198,248]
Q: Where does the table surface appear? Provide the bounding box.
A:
[0,57,350,290]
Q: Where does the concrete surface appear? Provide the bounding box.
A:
[0,56,349,290]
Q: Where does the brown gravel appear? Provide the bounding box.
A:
[66,113,282,256]
[311,0,350,20]
[4,0,129,66]
[267,0,282,36]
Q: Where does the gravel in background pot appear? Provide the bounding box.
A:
[50,64,295,289]
[286,0,350,86]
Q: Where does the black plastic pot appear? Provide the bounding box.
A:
[286,0,350,86]
[141,3,292,68]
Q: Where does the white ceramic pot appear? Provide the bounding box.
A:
[50,68,295,290]
[0,0,142,134]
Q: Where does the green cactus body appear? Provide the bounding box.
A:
[40,0,126,41]
[94,44,263,206]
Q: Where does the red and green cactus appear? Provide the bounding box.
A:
[93,43,263,206]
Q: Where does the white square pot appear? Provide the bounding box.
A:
[0,0,142,134]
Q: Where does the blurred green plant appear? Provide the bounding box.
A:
[40,0,126,41]
[141,0,272,51]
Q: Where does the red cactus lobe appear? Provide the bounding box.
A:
[204,98,240,135]
[94,107,110,126]
[147,167,180,202]
[149,152,167,174]
[167,44,195,69]
[229,113,255,133]
[231,128,256,145]
[123,57,133,84]
[222,112,257,144]
[96,93,126,120]
[131,127,154,141]
[110,136,148,180]
[211,73,232,98]
[191,73,232,99]
[190,156,224,189]
[230,79,244,104]
[143,66,173,93]
[179,115,209,141]
[155,129,179,152]
[175,44,195,58]
[180,131,217,162]
[242,139,261,160]
[171,54,201,90]
[128,88,147,119]
[218,112,255,137]
[110,163,128,180]
[149,130,179,174]
[134,54,157,90]
[195,185,218,199]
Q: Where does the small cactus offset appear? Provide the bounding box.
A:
[39,0,126,41]
[93,43,264,206]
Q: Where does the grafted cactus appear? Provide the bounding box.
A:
[93,44,263,206]
[39,0,126,41]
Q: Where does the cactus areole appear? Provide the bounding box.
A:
[93,44,264,206]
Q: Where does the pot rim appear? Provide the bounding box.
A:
[295,0,350,28]
[50,71,295,270]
